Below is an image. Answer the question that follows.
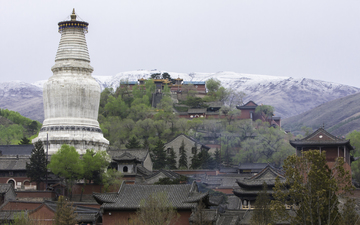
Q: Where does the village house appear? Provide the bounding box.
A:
[93,181,217,225]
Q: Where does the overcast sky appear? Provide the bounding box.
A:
[1,0,360,87]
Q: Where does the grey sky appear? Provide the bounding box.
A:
[1,0,360,87]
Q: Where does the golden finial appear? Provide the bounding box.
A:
[71,8,76,21]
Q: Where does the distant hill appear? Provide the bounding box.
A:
[282,92,360,137]
[0,109,41,144]
[1,70,360,122]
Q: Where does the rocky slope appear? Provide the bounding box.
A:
[1,70,359,123]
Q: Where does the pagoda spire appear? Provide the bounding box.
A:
[71,8,76,21]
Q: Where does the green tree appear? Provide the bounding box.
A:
[190,144,201,169]
[301,125,313,137]
[125,136,142,149]
[54,196,77,225]
[272,150,352,225]
[26,141,47,190]
[255,105,274,123]
[250,182,273,225]
[178,140,188,169]
[220,106,241,125]
[47,145,83,200]
[102,168,123,193]
[80,149,109,201]
[19,136,31,145]
[166,147,177,170]
[347,130,360,184]
[151,140,167,169]
[214,148,221,169]
[135,192,179,225]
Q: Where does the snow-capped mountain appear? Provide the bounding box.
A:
[1,70,359,122]
[93,70,360,119]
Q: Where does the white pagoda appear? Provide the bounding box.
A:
[33,9,109,154]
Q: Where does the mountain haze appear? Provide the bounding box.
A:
[1,70,359,123]
[282,91,360,137]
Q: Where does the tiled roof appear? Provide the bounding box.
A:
[145,170,181,180]
[165,134,210,150]
[107,149,149,162]
[0,158,29,170]
[290,128,353,149]
[207,101,223,108]
[188,108,207,114]
[189,209,218,223]
[0,145,33,156]
[37,201,100,223]
[238,163,268,170]
[93,193,118,204]
[236,165,285,188]
[137,165,153,177]
[95,181,210,210]
[0,184,13,194]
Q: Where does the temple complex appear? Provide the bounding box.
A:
[33,9,109,154]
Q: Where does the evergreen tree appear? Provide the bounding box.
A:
[26,141,47,190]
[272,150,352,225]
[152,140,167,169]
[54,196,77,225]
[166,147,177,170]
[198,150,216,169]
[214,148,221,169]
[125,136,142,149]
[178,140,188,169]
[190,144,201,169]
[250,182,273,225]
[142,138,149,149]
[19,136,31,145]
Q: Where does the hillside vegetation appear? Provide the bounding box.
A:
[0,108,42,144]
[282,92,360,136]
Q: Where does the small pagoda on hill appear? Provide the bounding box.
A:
[289,127,354,176]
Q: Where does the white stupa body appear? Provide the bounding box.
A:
[33,11,109,154]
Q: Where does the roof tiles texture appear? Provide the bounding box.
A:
[95,182,207,210]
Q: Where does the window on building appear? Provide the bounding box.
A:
[167,148,171,154]
[123,166,128,173]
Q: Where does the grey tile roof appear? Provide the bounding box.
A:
[0,145,33,156]
[225,196,241,210]
[238,163,268,170]
[145,170,181,180]
[93,193,118,204]
[107,149,149,162]
[0,184,13,194]
[236,165,285,188]
[95,181,209,210]
[0,158,29,170]
[39,201,100,223]
[290,127,353,149]
[189,209,218,223]
[137,165,153,177]
[188,108,207,114]
[165,134,210,150]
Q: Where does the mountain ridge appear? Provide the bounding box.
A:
[1,70,359,123]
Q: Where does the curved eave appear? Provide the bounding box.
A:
[289,140,353,150]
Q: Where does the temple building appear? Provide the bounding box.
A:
[33,9,109,154]
[290,127,354,176]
